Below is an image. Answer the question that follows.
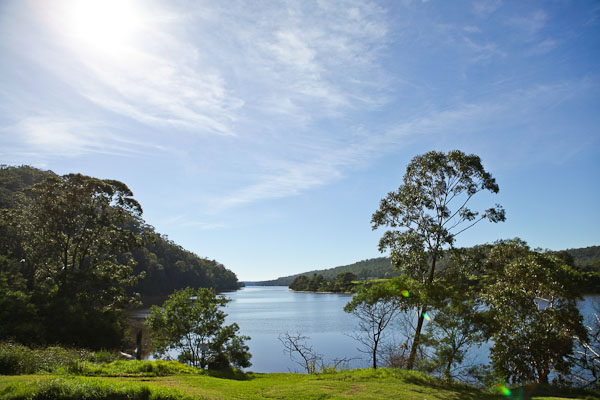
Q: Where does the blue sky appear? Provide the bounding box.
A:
[1,0,598,281]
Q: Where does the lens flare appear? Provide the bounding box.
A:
[401,290,409,297]
[495,384,512,397]
[422,312,431,321]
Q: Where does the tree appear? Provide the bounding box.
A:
[571,303,600,389]
[279,332,323,374]
[308,274,326,292]
[482,239,587,384]
[344,279,413,369]
[334,272,357,292]
[278,332,353,373]
[371,150,504,369]
[289,275,309,291]
[2,173,144,347]
[146,287,251,370]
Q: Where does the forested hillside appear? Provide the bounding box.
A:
[0,165,242,348]
[0,165,240,297]
[252,246,600,288]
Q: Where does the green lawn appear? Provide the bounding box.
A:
[1,367,597,400]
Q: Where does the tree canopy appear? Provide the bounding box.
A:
[1,173,144,347]
[481,239,587,384]
[371,150,505,369]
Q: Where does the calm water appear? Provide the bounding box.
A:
[222,286,599,373]
[142,286,599,373]
[223,286,362,373]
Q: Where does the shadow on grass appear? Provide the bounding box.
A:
[205,368,254,381]
[400,374,500,400]
[508,383,600,400]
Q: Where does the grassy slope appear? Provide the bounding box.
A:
[0,368,596,400]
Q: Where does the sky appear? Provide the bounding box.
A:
[0,0,599,281]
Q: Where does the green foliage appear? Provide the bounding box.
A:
[1,173,144,348]
[422,297,486,382]
[146,288,251,370]
[371,150,504,369]
[481,239,587,384]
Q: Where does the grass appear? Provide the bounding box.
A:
[0,365,598,400]
[0,344,596,400]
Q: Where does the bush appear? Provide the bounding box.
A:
[0,342,37,374]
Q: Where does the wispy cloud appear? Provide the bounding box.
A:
[33,1,243,136]
[3,115,163,158]
[471,0,502,17]
[508,10,548,37]
[26,0,389,136]
[206,76,596,214]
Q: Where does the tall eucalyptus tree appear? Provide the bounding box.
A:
[371,150,504,369]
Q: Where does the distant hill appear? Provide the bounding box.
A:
[566,245,600,268]
[249,245,600,287]
[248,257,398,286]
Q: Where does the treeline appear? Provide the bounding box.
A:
[0,165,240,349]
[251,257,399,286]
[255,248,600,293]
[289,272,358,293]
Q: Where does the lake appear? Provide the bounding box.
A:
[139,286,599,374]
[221,286,599,373]
[223,286,361,373]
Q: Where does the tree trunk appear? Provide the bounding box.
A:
[407,253,437,370]
[373,347,377,369]
[407,305,426,370]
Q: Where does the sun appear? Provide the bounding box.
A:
[62,0,142,56]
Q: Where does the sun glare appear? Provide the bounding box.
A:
[62,0,142,55]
